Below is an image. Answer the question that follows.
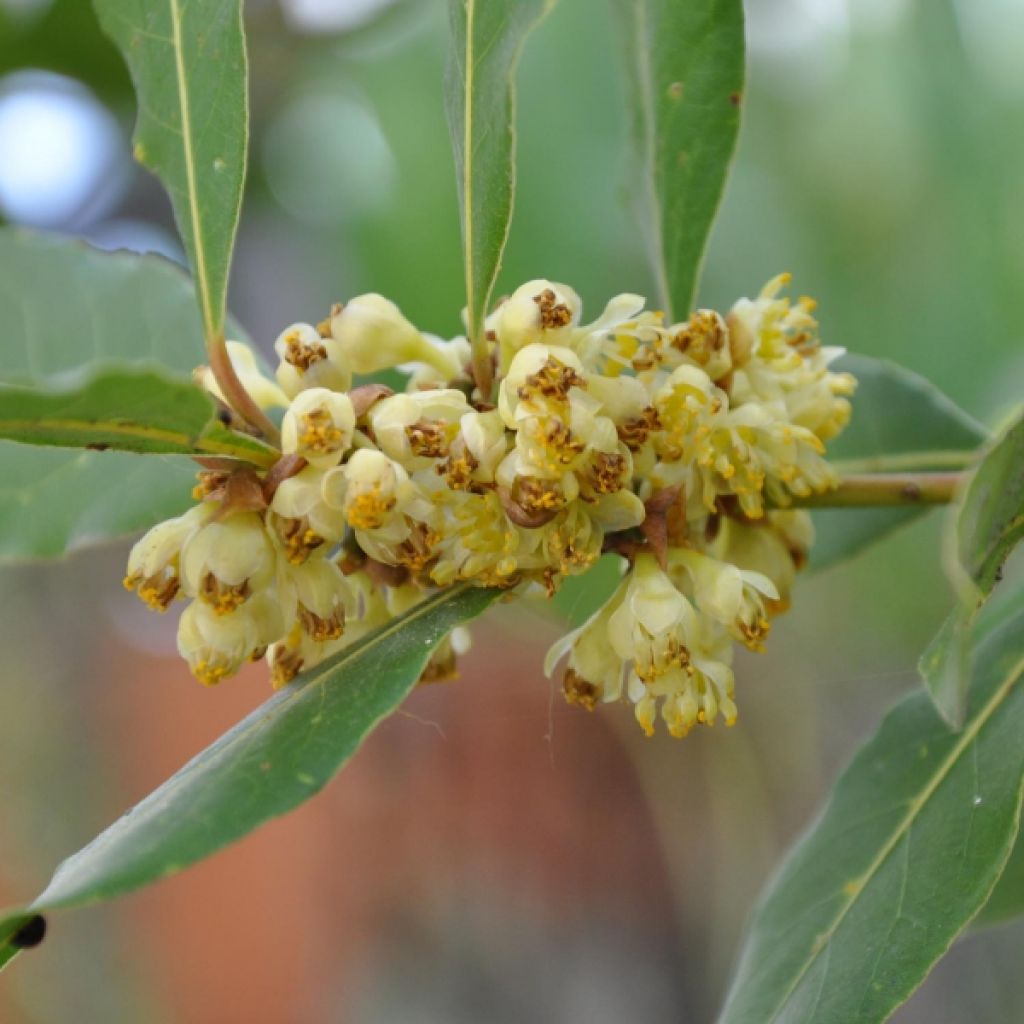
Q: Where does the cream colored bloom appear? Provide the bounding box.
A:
[178,593,285,687]
[282,557,349,642]
[670,548,778,650]
[323,448,412,534]
[180,511,277,615]
[274,322,351,398]
[123,504,213,611]
[544,573,630,707]
[498,343,586,426]
[368,389,470,469]
[281,387,356,469]
[492,279,581,370]
[269,465,346,564]
[439,409,509,488]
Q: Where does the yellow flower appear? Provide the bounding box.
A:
[368,389,470,470]
[180,511,277,615]
[274,322,351,399]
[123,504,213,611]
[178,593,285,687]
[281,387,356,469]
[268,465,346,564]
[491,279,581,371]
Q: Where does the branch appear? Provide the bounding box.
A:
[791,472,963,509]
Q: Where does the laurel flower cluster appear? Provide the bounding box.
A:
[124,275,854,736]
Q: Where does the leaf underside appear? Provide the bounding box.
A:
[0,230,254,561]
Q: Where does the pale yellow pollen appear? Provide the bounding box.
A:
[194,660,231,687]
[346,488,396,530]
[299,409,344,454]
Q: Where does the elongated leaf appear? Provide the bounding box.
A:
[920,409,1024,726]
[0,585,500,971]
[718,606,1024,1024]
[976,826,1024,927]
[810,355,987,572]
[950,409,1024,601]
[93,0,247,341]
[0,230,253,561]
[616,0,744,319]
[0,367,275,463]
[445,0,555,346]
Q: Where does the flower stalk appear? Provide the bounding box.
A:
[208,334,282,446]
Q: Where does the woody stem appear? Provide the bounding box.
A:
[789,472,963,508]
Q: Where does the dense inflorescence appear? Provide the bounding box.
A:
[124,274,855,737]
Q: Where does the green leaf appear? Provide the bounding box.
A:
[950,409,1024,600]
[93,0,247,342]
[717,605,1024,1024]
[616,0,745,320]
[0,585,500,972]
[976,826,1024,928]
[0,229,250,562]
[920,409,1024,726]
[445,0,555,346]
[553,554,626,627]
[810,355,987,572]
[0,367,276,462]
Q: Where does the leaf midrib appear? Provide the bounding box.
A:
[761,653,1024,1023]
[169,0,215,340]
[630,0,672,319]
[461,0,478,341]
[0,416,277,466]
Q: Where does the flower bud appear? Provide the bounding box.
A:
[330,294,451,376]
[282,387,356,468]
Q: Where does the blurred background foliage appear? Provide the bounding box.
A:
[0,0,1022,1021]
